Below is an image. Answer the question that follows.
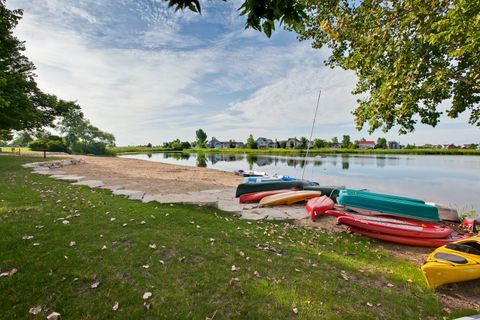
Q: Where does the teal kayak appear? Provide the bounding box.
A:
[337,189,439,221]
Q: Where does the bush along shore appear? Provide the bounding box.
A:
[1,156,478,319]
[182,147,480,156]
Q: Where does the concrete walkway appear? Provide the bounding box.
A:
[24,159,309,221]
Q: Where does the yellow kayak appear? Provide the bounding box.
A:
[259,191,321,207]
[421,236,480,290]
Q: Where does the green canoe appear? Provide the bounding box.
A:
[337,189,439,221]
[303,185,345,202]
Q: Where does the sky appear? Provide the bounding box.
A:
[7,0,479,146]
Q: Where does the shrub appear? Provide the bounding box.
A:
[46,140,69,152]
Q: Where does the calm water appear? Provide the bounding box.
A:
[120,152,480,212]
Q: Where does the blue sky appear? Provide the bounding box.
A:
[7,0,479,145]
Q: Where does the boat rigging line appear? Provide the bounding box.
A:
[301,88,321,180]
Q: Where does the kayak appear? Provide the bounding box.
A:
[235,180,319,197]
[425,203,460,222]
[337,189,439,221]
[306,196,335,220]
[234,169,267,177]
[259,191,321,206]
[347,226,471,247]
[244,176,297,183]
[421,236,480,289]
[342,189,426,203]
[239,189,299,203]
[302,185,345,202]
[337,216,453,239]
[325,210,439,227]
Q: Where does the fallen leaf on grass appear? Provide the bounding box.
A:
[292,307,299,315]
[140,220,146,225]
[366,302,373,307]
[62,220,70,225]
[112,301,119,311]
[69,241,76,247]
[110,218,116,222]
[340,271,349,281]
[239,251,245,257]
[178,256,186,263]
[46,311,61,320]
[143,302,152,310]
[231,265,239,272]
[143,292,152,300]
[91,281,100,289]
[122,223,127,227]
[28,306,42,315]
[33,242,40,246]
[142,264,150,269]
[205,310,218,320]
[254,271,260,278]
[22,235,34,240]
[149,244,157,249]
[387,283,394,288]
[0,268,17,277]
[101,245,107,250]
[159,260,165,265]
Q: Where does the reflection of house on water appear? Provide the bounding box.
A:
[376,156,386,168]
[207,154,245,165]
[163,152,191,160]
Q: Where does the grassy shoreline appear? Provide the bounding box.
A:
[184,147,480,156]
[1,156,477,318]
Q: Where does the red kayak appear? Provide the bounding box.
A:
[337,216,453,238]
[239,189,299,203]
[325,209,437,226]
[306,196,335,220]
[347,226,471,247]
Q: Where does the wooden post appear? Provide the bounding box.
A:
[43,149,46,159]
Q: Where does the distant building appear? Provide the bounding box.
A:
[206,137,220,148]
[286,137,300,149]
[444,144,457,149]
[388,141,401,149]
[256,137,276,149]
[206,137,241,149]
[331,143,342,149]
[358,141,375,149]
[232,141,245,148]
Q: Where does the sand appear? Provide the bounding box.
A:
[55,155,243,194]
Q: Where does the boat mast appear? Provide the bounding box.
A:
[301,89,321,179]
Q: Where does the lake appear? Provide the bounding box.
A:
[120,152,480,213]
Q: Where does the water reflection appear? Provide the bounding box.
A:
[196,153,206,167]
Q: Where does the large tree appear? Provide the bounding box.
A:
[299,0,480,133]
[195,128,207,148]
[58,105,115,150]
[0,2,73,136]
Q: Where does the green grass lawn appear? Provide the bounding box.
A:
[0,156,475,319]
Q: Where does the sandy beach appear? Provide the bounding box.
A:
[57,155,243,194]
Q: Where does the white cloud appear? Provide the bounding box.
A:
[7,0,478,145]
[206,65,358,138]
[15,11,216,144]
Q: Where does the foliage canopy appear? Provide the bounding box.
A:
[300,0,480,133]
[0,2,74,135]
